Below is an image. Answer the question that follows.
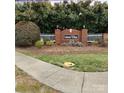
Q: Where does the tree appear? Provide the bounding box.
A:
[92,1,108,33]
[15,0,108,33]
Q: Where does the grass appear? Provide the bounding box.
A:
[16,46,108,72]
[37,53,108,72]
[16,67,42,93]
[15,66,61,93]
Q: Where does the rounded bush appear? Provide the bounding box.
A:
[35,40,44,48]
[15,21,41,46]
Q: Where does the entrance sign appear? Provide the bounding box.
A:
[55,29,88,46]
[64,35,78,39]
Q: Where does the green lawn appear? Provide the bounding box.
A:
[37,53,108,72]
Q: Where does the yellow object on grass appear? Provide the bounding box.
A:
[64,62,75,68]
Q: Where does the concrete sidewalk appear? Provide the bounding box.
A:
[15,52,107,93]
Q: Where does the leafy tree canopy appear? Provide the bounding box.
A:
[15,0,108,33]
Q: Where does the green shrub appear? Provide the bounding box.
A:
[35,40,44,48]
[43,38,50,45]
[97,39,108,47]
[75,42,83,47]
[91,41,99,46]
[15,21,41,46]
[46,40,54,46]
[61,41,83,47]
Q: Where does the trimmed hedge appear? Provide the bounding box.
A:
[15,21,41,46]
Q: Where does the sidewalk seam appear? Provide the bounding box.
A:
[81,72,85,93]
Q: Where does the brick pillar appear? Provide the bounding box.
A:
[103,33,108,42]
[103,33,108,46]
[55,29,61,45]
[81,29,88,46]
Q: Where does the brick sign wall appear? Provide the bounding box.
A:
[55,29,88,46]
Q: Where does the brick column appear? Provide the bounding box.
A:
[80,29,88,46]
[55,29,61,45]
[103,33,108,42]
[103,33,108,46]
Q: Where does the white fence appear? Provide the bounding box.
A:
[88,33,103,42]
[40,33,103,42]
[40,34,55,40]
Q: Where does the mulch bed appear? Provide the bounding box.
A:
[16,45,107,56]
